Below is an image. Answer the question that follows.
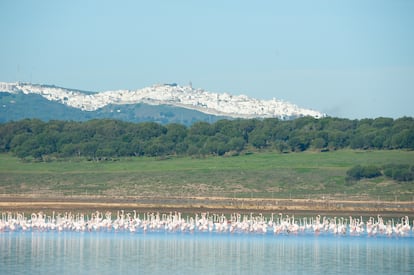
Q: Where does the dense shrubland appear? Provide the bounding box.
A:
[346,164,414,182]
[0,116,413,160]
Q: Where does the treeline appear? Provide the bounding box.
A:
[0,116,413,160]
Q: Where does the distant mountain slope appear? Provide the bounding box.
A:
[0,82,326,124]
[0,92,226,125]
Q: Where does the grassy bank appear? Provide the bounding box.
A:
[0,150,413,201]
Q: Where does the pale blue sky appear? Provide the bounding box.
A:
[1,0,413,119]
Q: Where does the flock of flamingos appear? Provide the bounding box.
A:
[1,211,413,237]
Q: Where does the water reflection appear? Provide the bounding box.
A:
[1,232,413,274]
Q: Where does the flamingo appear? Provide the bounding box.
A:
[0,210,413,237]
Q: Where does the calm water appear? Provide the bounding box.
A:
[1,231,413,275]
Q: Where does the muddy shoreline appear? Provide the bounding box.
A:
[1,195,413,217]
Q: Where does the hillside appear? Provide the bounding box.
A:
[0,92,227,125]
[0,82,325,124]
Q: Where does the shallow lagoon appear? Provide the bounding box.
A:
[1,231,413,275]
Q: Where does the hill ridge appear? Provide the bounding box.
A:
[0,81,326,120]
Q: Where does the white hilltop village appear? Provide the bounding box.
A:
[0,81,326,119]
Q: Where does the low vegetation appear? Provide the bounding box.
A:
[0,150,413,201]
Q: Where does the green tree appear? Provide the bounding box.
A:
[311,137,326,149]
[165,123,187,143]
[249,129,268,149]
[189,121,214,136]
[227,137,246,152]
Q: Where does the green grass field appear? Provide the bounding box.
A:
[0,150,413,200]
